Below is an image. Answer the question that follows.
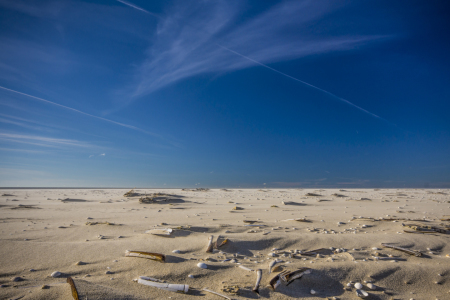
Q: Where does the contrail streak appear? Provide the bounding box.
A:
[0,85,158,136]
[117,0,391,124]
[216,44,386,121]
[116,0,161,18]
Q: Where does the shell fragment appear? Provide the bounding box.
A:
[125,250,165,262]
[356,289,369,298]
[197,262,208,269]
[206,235,214,253]
[268,259,281,274]
[137,276,189,294]
[145,228,173,236]
[239,265,254,272]
[280,268,311,286]
[252,269,262,294]
[269,270,289,290]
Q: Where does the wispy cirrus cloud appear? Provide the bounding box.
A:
[0,147,48,154]
[0,133,92,149]
[0,113,55,132]
[124,0,389,104]
[0,117,48,131]
[0,86,160,137]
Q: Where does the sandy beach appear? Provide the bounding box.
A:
[0,188,449,300]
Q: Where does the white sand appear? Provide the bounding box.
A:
[0,188,449,299]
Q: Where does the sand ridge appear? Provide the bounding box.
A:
[0,188,449,299]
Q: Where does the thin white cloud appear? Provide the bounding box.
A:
[0,85,159,137]
[118,0,392,122]
[217,44,387,121]
[0,133,92,148]
[89,154,94,158]
[100,153,106,156]
[0,117,49,131]
[0,147,47,154]
[116,0,160,18]
[123,1,388,109]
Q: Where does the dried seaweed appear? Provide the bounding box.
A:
[67,277,79,300]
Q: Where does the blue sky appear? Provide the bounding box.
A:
[0,0,449,188]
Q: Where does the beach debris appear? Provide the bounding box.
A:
[188,274,195,278]
[203,288,233,300]
[232,206,243,210]
[332,193,346,197]
[85,221,115,226]
[402,223,448,234]
[269,270,289,290]
[354,282,363,289]
[136,276,189,294]
[139,197,154,203]
[252,269,262,294]
[299,248,326,256]
[280,268,311,286]
[221,285,239,295]
[197,262,208,269]
[11,204,40,210]
[366,283,376,290]
[172,250,181,254]
[374,257,406,261]
[217,238,229,248]
[125,250,165,262]
[67,277,80,300]
[271,205,278,208]
[305,193,321,197]
[381,243,422,257]
[74,261,86,265]
[11,277,23,282]
[356,289,369,298]
[145,228,173,236]
[268,259,281,274]
[310,289,316,294]
[351,218,375,223]
[124,188,137,197]
[41,285,49,289]
[282,218,311,222]
[51,271,62,278]
[206,235,214,253]
[239,265,254,272]
[272,265,283,273]
[243,220,257,224]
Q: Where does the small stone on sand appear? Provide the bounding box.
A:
[11,277,23,282]
[50,271,61,278]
